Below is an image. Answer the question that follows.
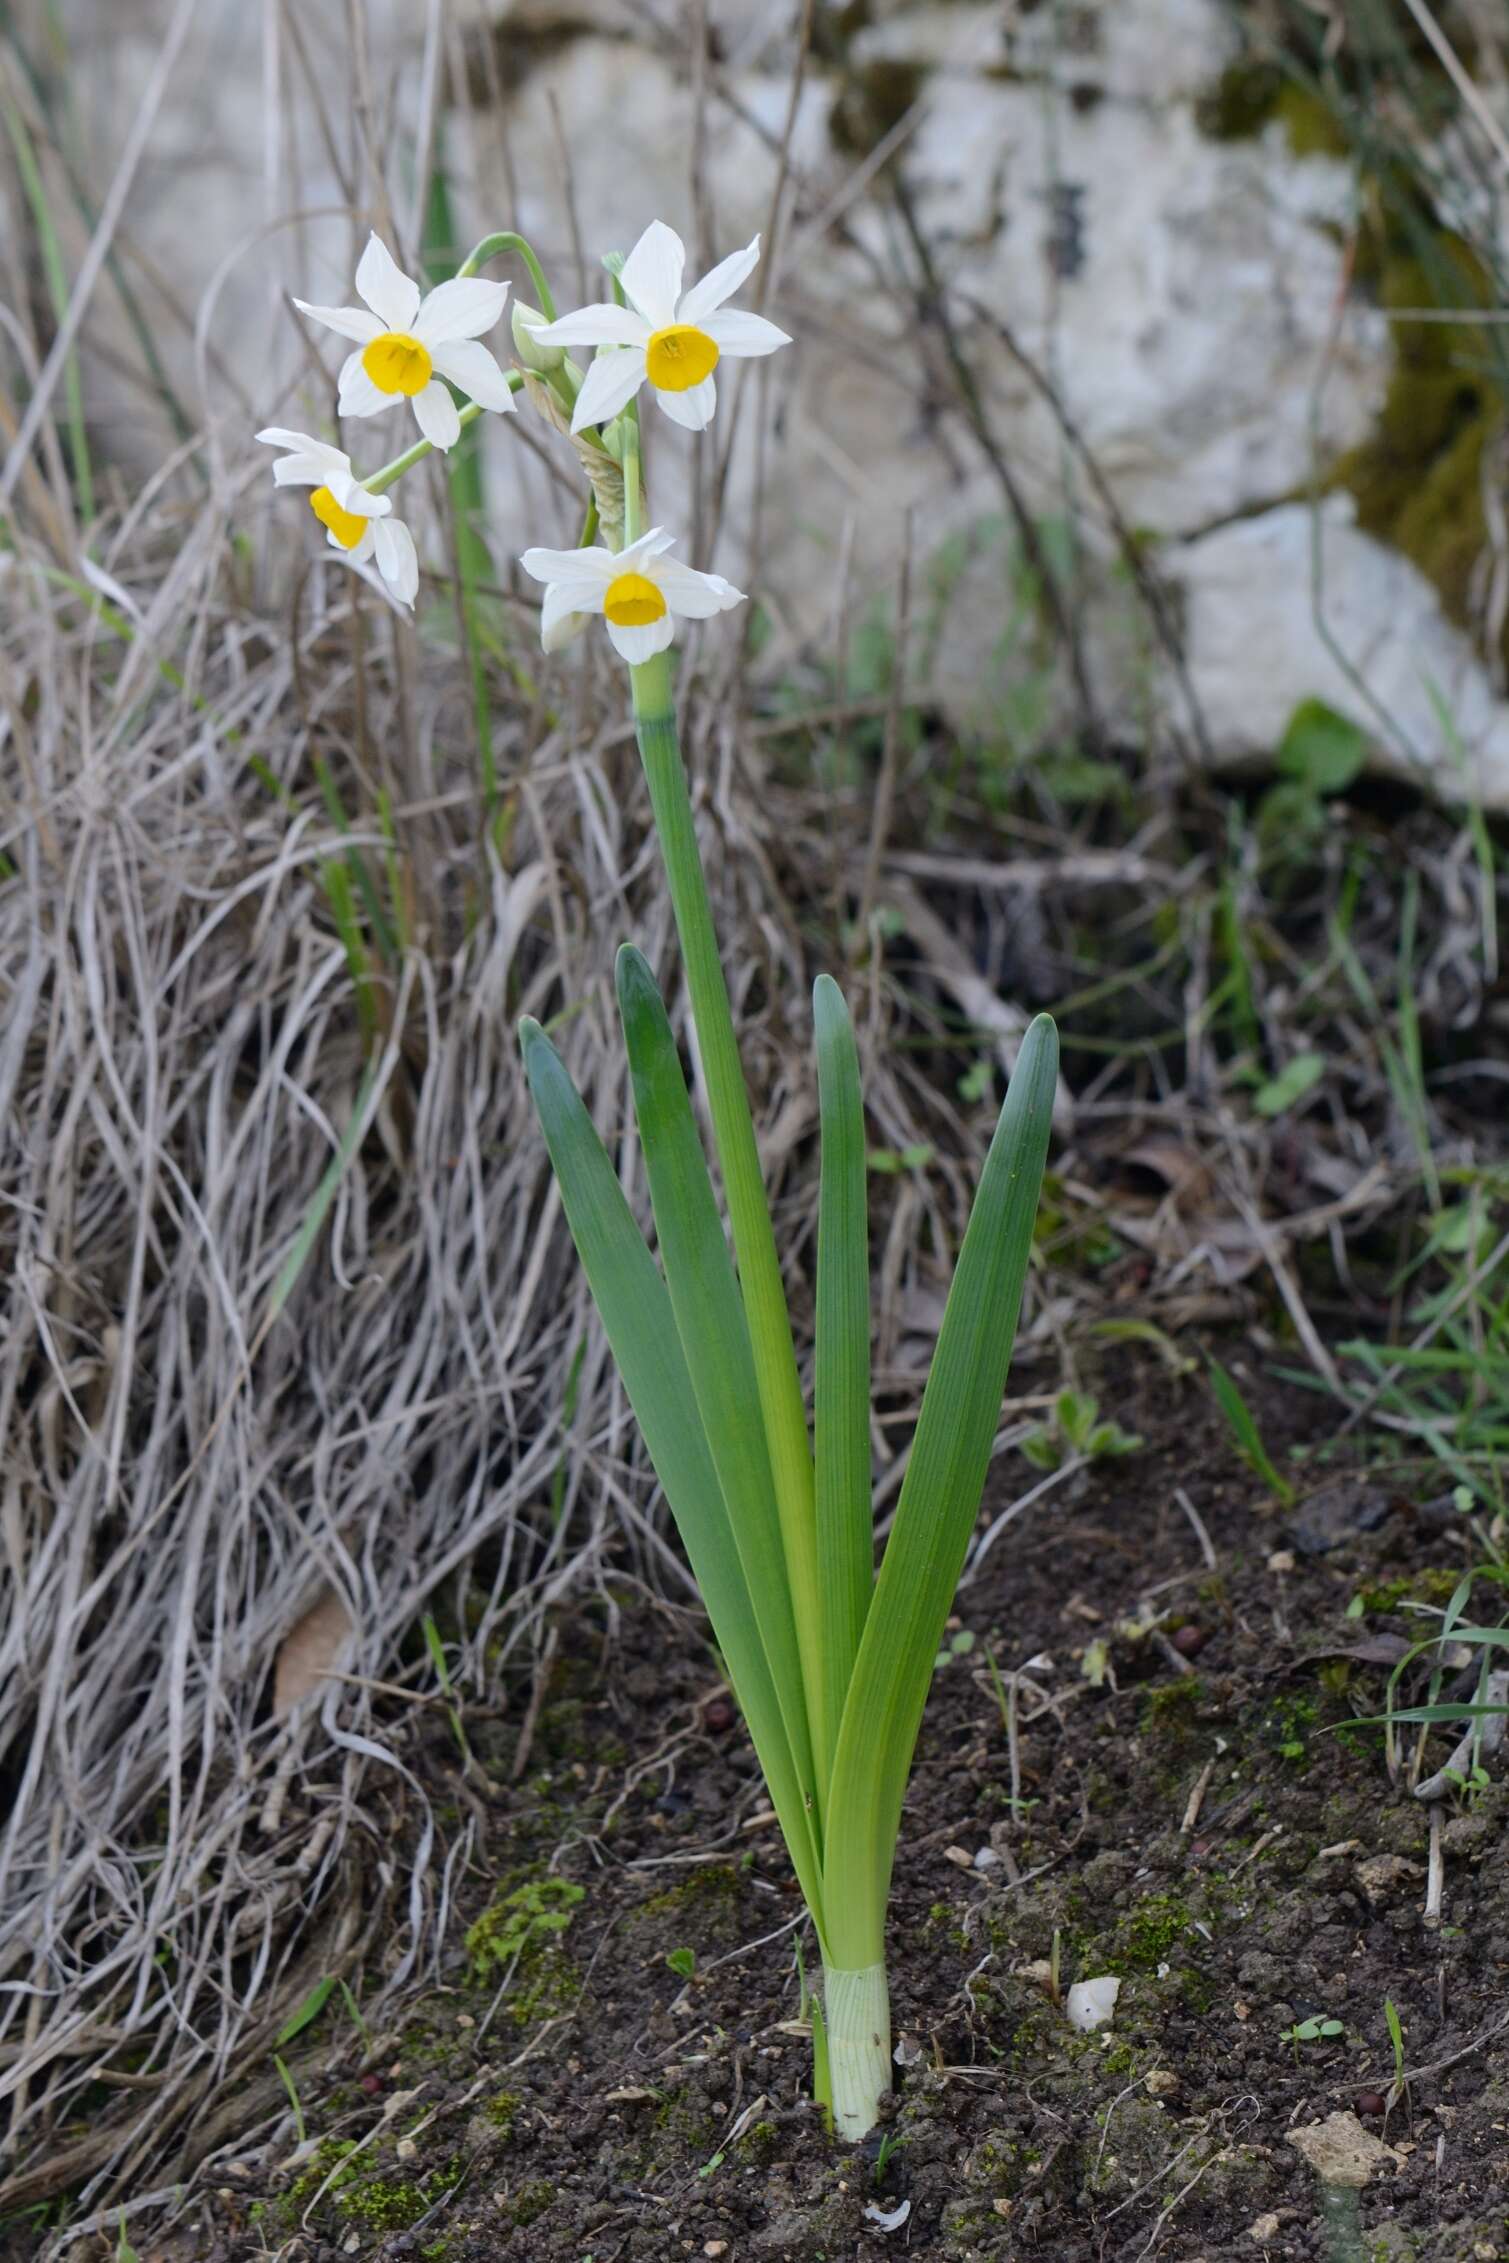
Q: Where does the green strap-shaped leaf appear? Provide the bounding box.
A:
[519,1014,824,1922]
[812,975,874,1798]
[615,947,823,1863]
[822,1014,1059,1966]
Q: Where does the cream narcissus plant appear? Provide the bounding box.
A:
[295,232,517,450]
[255,430,418,607]
[531,219,790,433]
[520,528,743,663]
[252,216,1056,2148]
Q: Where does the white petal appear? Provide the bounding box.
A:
[655,375,716,431]
[700,309,790,358]
[520,543,616,590]
[542,579,605,640]
[338,352,392,419]
[605,612,677,665]
[570,347,648,432]
[677,235,761,324]
[652,556,745,619]
[256,425,343,464]
[411,379,460,451]
[542,605,590,653]
[343,524,376,563]
[355,234,421,330]
[372,516,419,607]
[619,220,685,330]
[615,526,677,568]
[293,298,383,345]
[267,455,334,488]
[430,338,516,411]
[531,303,649,350]
[416,276,509,345]
[330,479,390,519]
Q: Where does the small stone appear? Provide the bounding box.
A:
[1065,1975,1120,2031]
[1287,2109,1402,2189]
[1172,1624,1208,1657]
[1248,2214,1281,2242]
[973,1846,1002,1870]
[943,1844,974,1870]
[1234,2000,1251,2021]
[1145,2068,1179,2096]
[455,2012,474,2029]
[1473,2244,1498,2260]
[1355,2091,1387,2117]
[395,2136,418,2161]
[1353,1853,1424,1904]
[360,2073,383,2094]
[1266,1549,1296,1573]
[702,1696,736,1734]
[993,2197,1013,2217]
[704,2244,729,2258]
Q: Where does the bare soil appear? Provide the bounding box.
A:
[34,1353,1509,2263]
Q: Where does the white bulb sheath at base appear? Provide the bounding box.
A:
[824,1961,892,2142]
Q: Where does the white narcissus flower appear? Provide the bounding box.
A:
[519,527,744,664]
[294,233,516,451]
[256,429,419,609]
[531,221,790,435]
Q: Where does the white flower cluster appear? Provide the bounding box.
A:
[259,220,788,647]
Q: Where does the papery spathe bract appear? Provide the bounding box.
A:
[294,233,516,452]
[256,428,419,610]
[531,221,790,435]
[519,527,744,664]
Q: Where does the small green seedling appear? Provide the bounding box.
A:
[1019,1387,1141,1471]
[1281,2015,1343,2064]
[872,2128,905,2184]
[1207,1356,1295,1506]
[1384,1996,1407,2118]
[422,1613,473,1769]
[114,2214,139,2263]
[933,1626,977,1670]
[273,2051,307,2145]
[1442,1762,1492,1803]
[666,1946,697,1980]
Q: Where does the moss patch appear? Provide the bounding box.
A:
[464,1874,584,2027]
[1331,217,1505,653]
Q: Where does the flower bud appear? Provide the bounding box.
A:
[511,300,563,373]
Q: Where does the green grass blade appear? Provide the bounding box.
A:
[275,1977,336,2049]
[1206,1355,1295,1505]
[823,1014,1058,1965]
[520,1015,824,1919]
[812,974,873,1797]
[1,87,93,518]
[615,946,822,1841]
[260,1060,378,1331]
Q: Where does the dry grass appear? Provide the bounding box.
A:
[2,0,1507,2247]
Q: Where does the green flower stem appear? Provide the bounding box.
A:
[361,385,523,495]
[457,230,556,320]
[618,400,643,548]
[627,643,826,1795]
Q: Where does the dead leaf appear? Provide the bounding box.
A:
[274,1586,355,1717]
